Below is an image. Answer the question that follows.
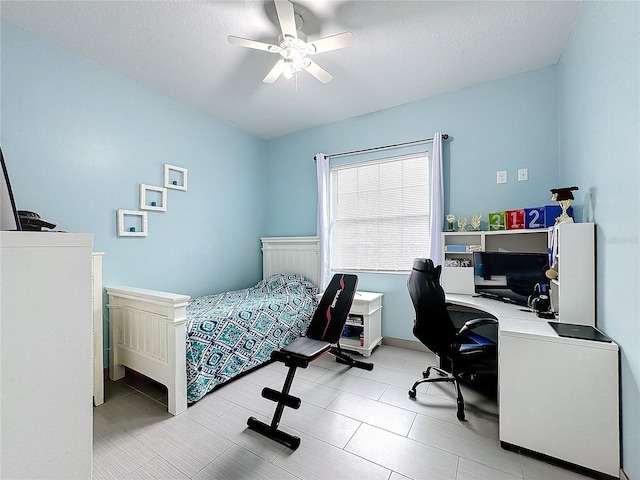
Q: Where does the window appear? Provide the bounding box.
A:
[330,153,431,272]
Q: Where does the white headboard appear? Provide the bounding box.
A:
[261,236,320,287]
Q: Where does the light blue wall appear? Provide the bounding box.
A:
[265,67,559,340]
[557,2,640,478]
[1,21,268,298]
[4,7,637,476]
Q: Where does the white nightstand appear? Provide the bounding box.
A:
[315,290,383,356]
[340,291,384,357]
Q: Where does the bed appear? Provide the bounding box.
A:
[106,236,320,415]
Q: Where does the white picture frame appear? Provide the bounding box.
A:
[164,164,187,191]
[139,184,167,211]
[117,209,148,237]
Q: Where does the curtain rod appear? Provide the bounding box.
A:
[317,134,449,161]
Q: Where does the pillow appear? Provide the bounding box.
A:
[261,273,318,297]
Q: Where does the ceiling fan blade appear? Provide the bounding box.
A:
[274,0,297,40]
[303,59,333,83]
[263,60,285,83]
[228,35,278,53]
[308,32,355,54]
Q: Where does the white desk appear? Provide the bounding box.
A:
[447,294,620,478]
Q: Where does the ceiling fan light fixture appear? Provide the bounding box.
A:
[283,62,294,79]
[282,59,303,79]
[283,46,303,62]
[228,0,354,84]
[278,36,307,53]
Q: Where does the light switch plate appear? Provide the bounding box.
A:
[518,168,529,182]
[497,170,507,184]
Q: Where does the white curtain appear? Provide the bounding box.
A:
[315,153,330,291]
[428,132,444,265]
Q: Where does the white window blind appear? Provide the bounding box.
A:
[330,153,431,272]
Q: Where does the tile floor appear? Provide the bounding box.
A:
[93,345,594,479]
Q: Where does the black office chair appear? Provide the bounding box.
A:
[247,273,373,450]
[407,258,498,421]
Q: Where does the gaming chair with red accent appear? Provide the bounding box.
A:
[247,273,372,449]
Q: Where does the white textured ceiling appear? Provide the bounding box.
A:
[1,0,583,140]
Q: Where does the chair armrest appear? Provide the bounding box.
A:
[456,317,498,338]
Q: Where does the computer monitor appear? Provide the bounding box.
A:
[473,251,548,306]
[1,146,21,231]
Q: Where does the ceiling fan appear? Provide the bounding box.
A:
[228,0,354,84]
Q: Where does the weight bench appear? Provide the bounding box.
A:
[247,273,373,450]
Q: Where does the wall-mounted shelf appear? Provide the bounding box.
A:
[117,209,148,237]
[164,164,187,191]
[139,184,167,211]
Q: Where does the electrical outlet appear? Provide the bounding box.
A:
[497,170,507,184]
[518,168,528,182]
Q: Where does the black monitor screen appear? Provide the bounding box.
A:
[473,251,549,306]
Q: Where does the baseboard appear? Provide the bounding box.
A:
[382,337,429,352]
[501,442,619,480]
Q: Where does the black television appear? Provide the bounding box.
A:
[472,251,549,306]
[1,146,21,231]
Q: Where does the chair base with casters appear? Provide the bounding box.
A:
[408,318,498,421]
[409,365,467,420]
[247,273,373,450]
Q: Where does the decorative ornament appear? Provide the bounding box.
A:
[471,214,482,231]
[445,214,456,232]
[457,217,467,232]
[550,186,578,224]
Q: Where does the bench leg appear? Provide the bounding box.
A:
[246,363,302,450]
[331,346,374,371]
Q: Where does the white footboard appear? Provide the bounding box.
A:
[106,286,191,415]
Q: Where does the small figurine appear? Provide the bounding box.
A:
[550,186,578,224]
[471,214,482,231]
[446,214,456,231]
[457,217,467,232]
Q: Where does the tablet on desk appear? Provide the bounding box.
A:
[548,322,612,342]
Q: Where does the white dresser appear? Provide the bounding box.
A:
[92,252,104,406]
[0,232,93,479]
